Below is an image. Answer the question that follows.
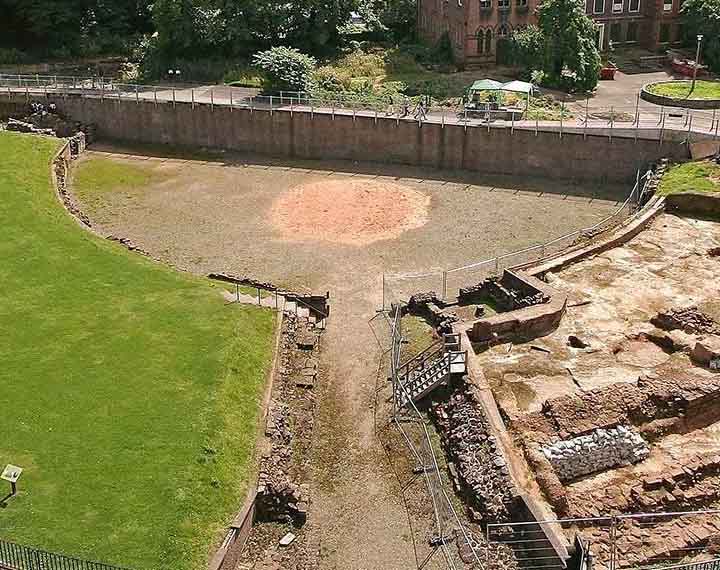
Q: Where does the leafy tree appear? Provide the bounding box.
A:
[681,0,720,72]
[357,0,417,41]
[537,0,601,91]
[507,25,544,69]
[252,47,317,92]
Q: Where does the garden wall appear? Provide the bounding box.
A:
[0,94,689,183]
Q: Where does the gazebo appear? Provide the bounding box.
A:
[464,78,534,118]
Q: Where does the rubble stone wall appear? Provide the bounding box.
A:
[542,426,650,482]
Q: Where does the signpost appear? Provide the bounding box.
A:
[1,464,23,500]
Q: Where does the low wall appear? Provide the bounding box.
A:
[0,93,690,183]
[542,426,650,483]
[470,270,566,343]
[666,191,720,218]
[641,82,720,110]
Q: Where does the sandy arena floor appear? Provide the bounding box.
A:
[71,146,623,569]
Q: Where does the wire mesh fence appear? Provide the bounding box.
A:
[382,171,645,309]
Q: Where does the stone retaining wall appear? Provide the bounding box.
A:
[0,93,690,184]
[641,82,720,110]
[666,192,720,218]
[542,426,650,482]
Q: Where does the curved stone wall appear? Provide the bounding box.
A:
[641,81,720,110]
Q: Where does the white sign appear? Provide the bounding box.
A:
[1,464,22,484]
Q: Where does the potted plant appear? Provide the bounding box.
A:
[600,41,618,80]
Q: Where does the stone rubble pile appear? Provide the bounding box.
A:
[652,306,718,335]
[433,390,516,523]
[542,425,650,482]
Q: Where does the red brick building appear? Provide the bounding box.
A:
[417,0,683,66]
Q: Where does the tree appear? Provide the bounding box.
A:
[252,46,317,92]
[358,0,418,41]
[507,25,544,69]
[537,0,601,91]
[681,0,720,73]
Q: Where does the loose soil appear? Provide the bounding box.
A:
[71,145,621,569]
[270,180,430,246]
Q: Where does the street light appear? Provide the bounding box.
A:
[691,34,704,93]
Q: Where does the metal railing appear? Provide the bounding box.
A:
[486,510,720,570]
[0,539,130,570]
[382,169,647,308]
[1,74,719,142]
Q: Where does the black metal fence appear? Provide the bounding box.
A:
[0,539,131,570]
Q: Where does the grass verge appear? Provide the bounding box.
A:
[0,132,276,570]
[647,80,720,101]
[659,160,720,196]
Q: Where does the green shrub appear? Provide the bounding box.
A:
[252,47,317,92]
[0,48,30,65]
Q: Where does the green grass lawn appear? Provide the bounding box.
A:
[659,160,720,196]
[0,132,276,570]
[647,80,720,100]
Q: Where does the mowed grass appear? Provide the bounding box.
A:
[0,132,276,570]
[647,80,720,100]
[72,156,159,209]
[659,160,720,195]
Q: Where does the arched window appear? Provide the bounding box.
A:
[485,29,493,53]
[477,29,486,53]
[498,24,510,38]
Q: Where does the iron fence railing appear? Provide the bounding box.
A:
[0,538,131,570]
[382,169,649,308]
[1,74,719,141]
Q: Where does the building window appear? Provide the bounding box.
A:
[629,0,640,11]
[596,23,605,49]
[498,0,510,9]
[610,22,623,42]
[626,21,638,41]
[660,22,670,41]
[486,29,493,52]
[480,0,492,9]
[663,0,672,10]
[612,0,623,12]
[498,24,510,37]
[517,0,528,7]
[593,0,605,13]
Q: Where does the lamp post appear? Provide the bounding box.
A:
[691,34,704,93]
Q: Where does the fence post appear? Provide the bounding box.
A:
[609,516,618,570]
[229,88,233,110]
[715,113,719,140]
[609,106,614,142]
[191,88,195,109]
[270,95,274,116]
[135,84,139,104]
[442,271,448,300]
[172,87,176,108]
[210,88,214,111]
[559,102,564,139]
[634,93,640,125]
[583,98,588,140]
[687,111,693,144]
[154,86,157,106]
[659,111,665,147]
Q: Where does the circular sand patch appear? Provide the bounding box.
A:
[270,179,430,246]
